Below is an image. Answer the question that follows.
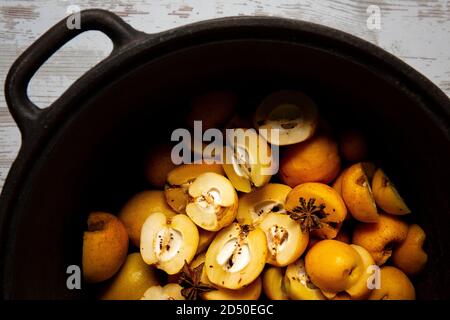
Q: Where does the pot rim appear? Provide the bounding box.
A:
[1,10,449,298]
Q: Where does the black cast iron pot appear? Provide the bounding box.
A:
[1,9,449,300]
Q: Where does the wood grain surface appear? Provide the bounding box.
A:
[0,0,449,190]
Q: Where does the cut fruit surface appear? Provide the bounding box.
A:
[284,259,325,300]
[164,164,225,213]
[222,129,273,193]
[254,90,319,146]
[237,183,291,225]
[205,223,267,289]
[259,213,308,266]
[186,172,238,231]
[140,212,199,274]
[118,190,177,247]
[187,253,262,300]
[141,283,185,300]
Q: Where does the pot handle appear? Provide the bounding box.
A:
[4,9,142,136]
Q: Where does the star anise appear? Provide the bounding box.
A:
[178,260,216,300]
[288,197,328,232]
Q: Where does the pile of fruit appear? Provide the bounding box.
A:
[82,90,427,300]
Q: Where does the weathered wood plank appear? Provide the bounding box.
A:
[0,0,449,190]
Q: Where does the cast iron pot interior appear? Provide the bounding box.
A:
[1,10,449,299]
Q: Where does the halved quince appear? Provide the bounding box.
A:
[372,168,411,215]
[222,128,272,193]
[259,213,309,266]
[262,266,289,300]
[190,253,262,300]
[118,190,177,247]
[341,162,379,222]
[205,223,267,289]
[254,90,319,146]
[140,212,199,275]
[284,259,325,300]
[186,172,238,231]
[164,164,224,213]
[141,283,185,300]
[237,183,292,225]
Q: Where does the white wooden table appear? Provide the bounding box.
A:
[0,0,449,191]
